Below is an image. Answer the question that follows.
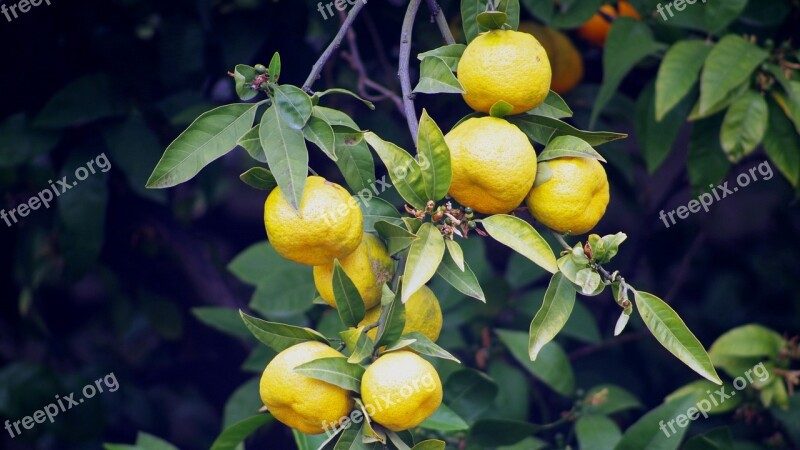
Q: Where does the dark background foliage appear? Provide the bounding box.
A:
[1,0,799,449]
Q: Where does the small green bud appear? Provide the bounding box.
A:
[255,64,267,74]
[259,82,269,90]
[468,221,477,229]
[464,207,473,214]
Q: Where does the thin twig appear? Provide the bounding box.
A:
[342,25,405,113]
[425,0,456,45]
[302,0,368,93]
[399,0,423,141]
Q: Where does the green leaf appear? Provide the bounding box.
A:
[481,215,557,274]
[444,369,499,423]
[495,329,575,396]
[375,221,417,255]
[476,11,508,29]
[508,115,627,147]
[528,272,576,359]
[192,307,252,340]
[537,135,606,163]
[411,441,445,450]
[268,52,281,83]
[346,330,376,364]
[633,290,722,385]
[666,380,741,415]
[436,250,486,302]
[363,132,428,209]
[614,395,696,450]
[490,100,514,118]
[688,116,730,195]
[258,105,309,210]
[237,125,265,162]
[414,56,465,95]
[766,65,800,133]
[34,74,128,128]
[273,85,312,129]
[239,310,329,352]
[720,90,768,163]
[303,116,337,161]
[591,19,666,127]
[562,301,602,344]
[402,223,446,303]
[527,91,573,119]
[146,103,258,188]
[705,0,748,33]
[684,428,735,450]
[461,0,520,42]
[445,240,465,271]
[294,357,365,393]
[764,98,800,186]
[360,198,403,233]
[470,420,542,446]
[336,141,376,194]
[636,81,694,173]
[419,403,470,431]
[292,430,329,450]
[417,45,466,71]
[417,110,452,201]
[708,324,785,375]
[575,415,622,450]
[583,384,642,415]
[655,40,711,121]
[233,64,259,101]
[222,378,265,429]
[588,232,627,264]
[312,106,361,130]
[0,113,60,168]
[209,415,272,450]
[133,432,180,450]
[332,260,367,327]
[375,291,407,348]
[699,35,768,116]
[239,167,277,191]
[401,332,460,363]
[315,88,375,110]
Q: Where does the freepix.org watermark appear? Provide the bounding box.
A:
[4,372,119,439]
[659,362,770,438]
[320,372,437,437]
[656,0,706,21]
[1,152,111,228]
[1,0,53,23]
[316,0,367,20]
[659,160,773,229]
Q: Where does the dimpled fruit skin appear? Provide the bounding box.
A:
[264,176,363,266]
[313,233,393,310]
[526,157,610,235]
[360,351,443,431]
[259,341,354,434]
[358,285,442,342]
[444,117,537,214]
[458,30,551,114]
[518,22,584,95]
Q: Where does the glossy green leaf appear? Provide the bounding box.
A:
[462,0,520,42]
[583,384,642,415]
[294,357,365,393]
[239,167,277,191]
[239,310,329,352]
[705,0,748,32]
[414,56,465,94]
[527,91,573,119]
[436,250,485,302]
[537,135,606,163]
[374,221,417,255]
[315,88,375,110]
[364,132,428,209]
[401,332,460,363]
[147,103,258,188]
[411,440,445,450]
[445,240,465,271]
[402,223,446,303]
[303,116,337,161]
[376,290,406,347]
[482,215,557,274]
[699,35,768,116]
[233,64,259,101]
[529,272,576,359]
[336,141,376,194]
[666,380,741,415]
[614,394,696,450]
[591,19,666,127]
[634,290,722,384]
[655,40,711,121]
[237,125,265,162]
[509,115,627,146]
[209,415,272,450]
[258,105,309,210]
[346,330,376,364]
[332,260,366,327]
[708,324,785,375]
[720,90,768,162]
[268,52,281,83]
[273,84,312,129]
[476,11,508,29]
[417,110,452,201]
[489,100,514,118]
[763,99,800,186]
[417,45,466,71]
[495,329,575,396]
[419,403,470,431]
[588,232,627,264]
[360,198,403,232]
[576,415,622,450]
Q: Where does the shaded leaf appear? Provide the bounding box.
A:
[482,215,557,274]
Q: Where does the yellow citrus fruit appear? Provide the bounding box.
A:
[517,22,584,95]
[259,341,354,434]
[360,351,443,431]
[457,29,552,114]
[264,176,362,266]
[578,1,641,47]
[313,233,393,310]
[358,285,443,342]
[444,116,537,214]
[526,157,610,235]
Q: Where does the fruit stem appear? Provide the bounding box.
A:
[425,0,456,45]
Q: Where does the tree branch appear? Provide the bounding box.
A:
[425,0,456,45]
[302,0,368,93]
[399,0,423,141]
